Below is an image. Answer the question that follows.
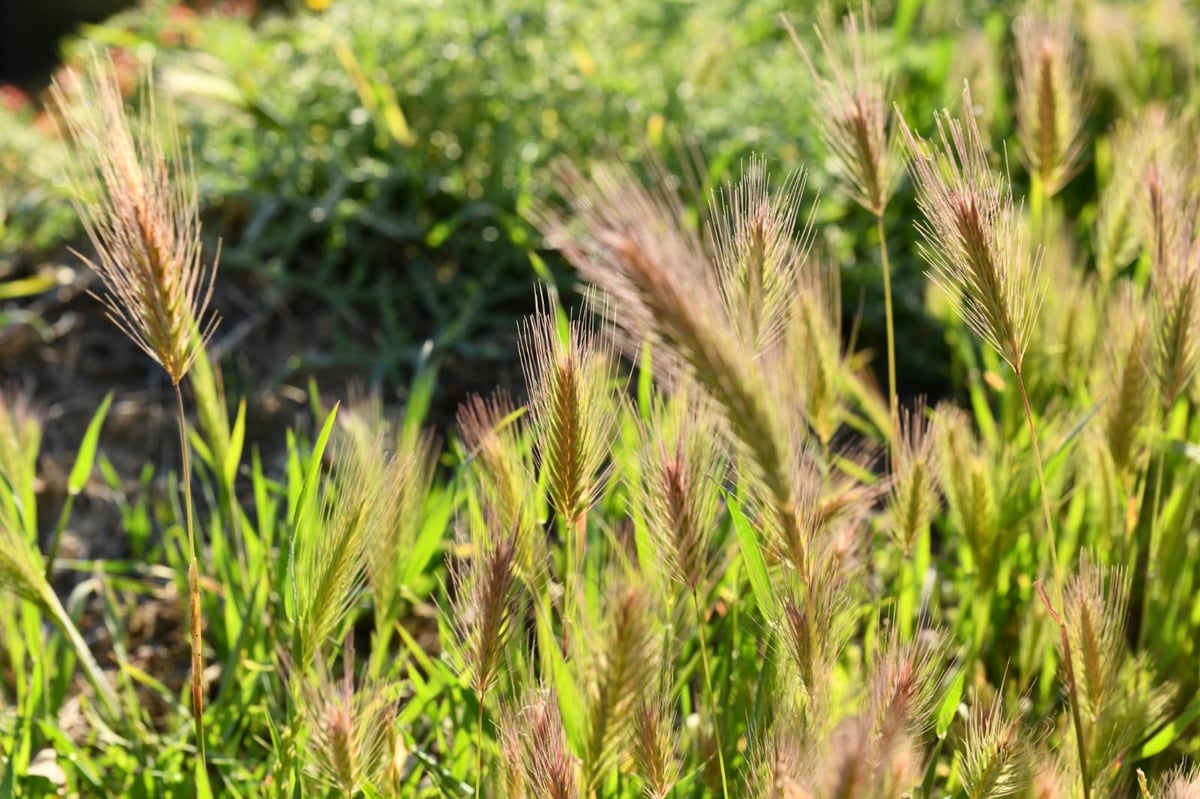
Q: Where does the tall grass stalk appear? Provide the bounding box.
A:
[878,214,897,436]
[177,384,206,762]
[691,587,728,799]
[52,53,220,777]
[786,3,900,446]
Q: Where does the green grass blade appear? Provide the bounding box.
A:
[67,392,112,495]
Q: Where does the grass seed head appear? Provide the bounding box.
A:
[457,389,535,540]
[300,642,396,796]
[960,698,1032,799]
[337,391,439,621]
[631,686,681,799]
[1097,284,1153,474]
[886,399,943,552]
[519,295,619,534]
[707,157,813,351]
[1093,110,1162,281]
[787,2,899,216]
[1014,9,1090,196]
[294,441,383,666]
[501,688,581,799]
[1157,766,1200,799]
[867,625,948,744]
[638,389,725,594]
[900,85,1044,372]
[447,503,522,700]
[52,52,218,385]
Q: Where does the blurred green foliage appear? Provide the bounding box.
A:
[2,0,1197,395]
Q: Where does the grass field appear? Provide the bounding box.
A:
[2,0,1200,796]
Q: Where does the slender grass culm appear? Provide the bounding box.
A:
[899,85,1090,799]
[51,53,219,786]
[785,2,902,450]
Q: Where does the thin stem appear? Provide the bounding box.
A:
[43,494,77,581]
[475,693,485,797]
[1017,372,1089,799]
[692,588,728,799]
[1137,447,1167,651]
[176,383,207,769]
[1031,173,1048,248]
[877,212,898,455]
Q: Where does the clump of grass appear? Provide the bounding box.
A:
[900,84,1097,799]
[337,389,439,632]
[0,394,120,718]
[51,51,219,774]
[536,159,803,554]
[1060,555,1176,798]
[576,576,658,795]
[293,438,383,667]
